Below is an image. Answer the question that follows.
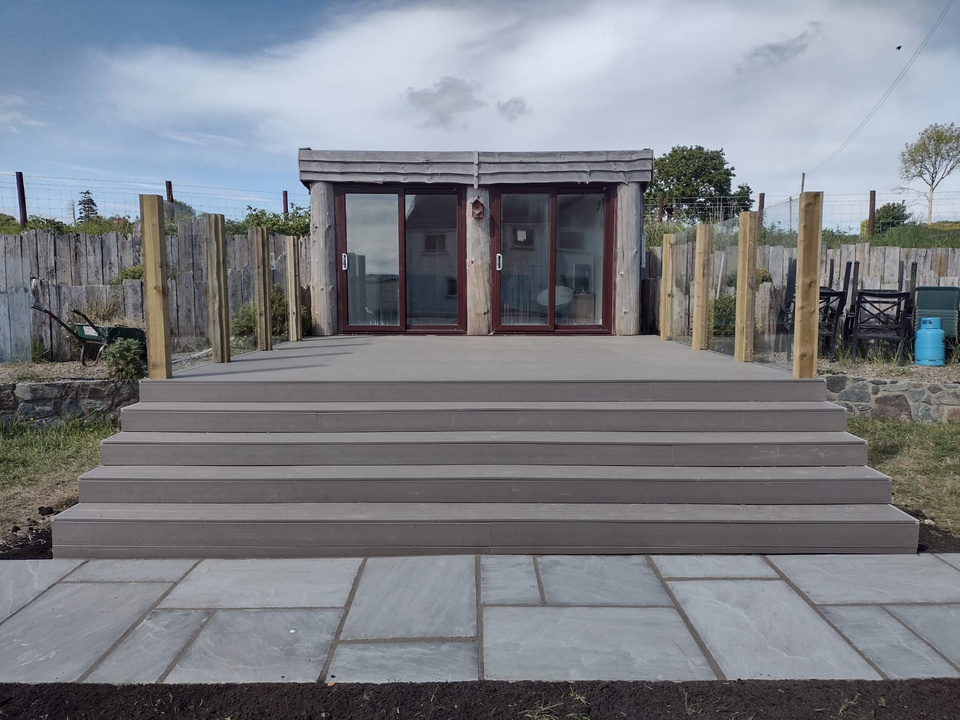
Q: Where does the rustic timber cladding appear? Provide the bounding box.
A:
[298,149,653,336]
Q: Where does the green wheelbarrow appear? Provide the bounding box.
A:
[32,304,147,366]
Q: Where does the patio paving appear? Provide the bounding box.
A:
[2,553,960,683]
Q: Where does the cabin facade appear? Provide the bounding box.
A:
[299,150,652,336]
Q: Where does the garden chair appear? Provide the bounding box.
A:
[819,262,854,363]
[849,289,913,365]
[773,259,797,359]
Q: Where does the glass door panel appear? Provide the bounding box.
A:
[556,193,605,326]
[500,193,550,326]
[405,194,459,326]
[344,194,400,327]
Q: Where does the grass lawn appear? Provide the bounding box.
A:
[0,419,118,538]
[849,416,960,536]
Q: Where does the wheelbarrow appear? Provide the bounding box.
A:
[32,304,147,366]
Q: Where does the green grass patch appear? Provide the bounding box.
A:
[849,417,960,535]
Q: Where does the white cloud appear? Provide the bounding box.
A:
[0,94,45,133]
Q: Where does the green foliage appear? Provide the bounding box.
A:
[643,218,686,248]
[710,294,737,336]
[77,190,98,223]
[231,284,309,339]
[875,201,911,235]
[722,267,773,288]
[102,338,146,381]
[900,123,960,223]
[645,146,752,223]
[869,222,960,248]
[108,265,144,286]
[76,215,135,234]
[225,204,310,237]
[24,215,68,232]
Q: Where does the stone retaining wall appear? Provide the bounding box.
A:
[0,380,139,427]
[825,375,960,423]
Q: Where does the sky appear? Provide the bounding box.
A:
[1,0,959,223]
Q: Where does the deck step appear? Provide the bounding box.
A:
[138,379,827,404]
[99,431,867,467]
[52,502,919,557]
[79,465,891,505]
[120,401,846,433]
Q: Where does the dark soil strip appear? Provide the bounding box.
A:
[2,679,960,720]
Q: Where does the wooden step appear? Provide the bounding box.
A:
[52,502,919,558]
[79,465,891,505]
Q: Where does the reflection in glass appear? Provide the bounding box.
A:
[556,194,604,326]
[500,193,550,325]
[345,194,399,326]
[405,194,459,326]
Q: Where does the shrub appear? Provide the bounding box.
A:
[103,338,146,380]
[722,268,773,288]
[109,265,144,285]
[231,284,309,339]
[711,294,737,336]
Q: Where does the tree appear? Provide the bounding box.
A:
[646,145,752,223]
[874,201,910,235]
[78,190,99,223]
[899,123,960,224]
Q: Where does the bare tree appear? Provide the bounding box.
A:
[899,123,960,223]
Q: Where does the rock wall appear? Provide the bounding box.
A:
[0,380,138,427]
[825,375,960,423]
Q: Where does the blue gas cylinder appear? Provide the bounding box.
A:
[915,317,945,366]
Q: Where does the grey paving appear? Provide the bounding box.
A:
[160,558,361,608]
[888,605,960,667]
[0,559,82,623]
[939,554,960,572]
[653,555,778,579]
[341,556,476,640]
[329,642,478,683]
[66,559,196,583]
[164,609,340,683]
[823,605,959,679]
[481,556,541,605]
[537,556,670,606]
[771,554,960,604]
[86,610,209,683]
[0,581,170,682]
[670,580,879,680]
[483,606,714,681]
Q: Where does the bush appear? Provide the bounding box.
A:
[722,267,773,288]
[109,265,144,285]
[103,338,146,380]
[231,284,310,339]
[711,294,737,336]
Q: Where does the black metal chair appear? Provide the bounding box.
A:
[818,261,854,363]
[774,259,797,359]
[849,289,913,365]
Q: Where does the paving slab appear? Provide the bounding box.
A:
[86,610,209,683]
[670,580,879,680]
[888,605,960,668]
[537,556,670,606]
[652,555,777,579]
[164,608,340,683]
[0,559,82,623]
[0,581,170,682]
[341,556,476,640]
[66,559,196,583]
[483,606,714,681]
[160,558,361,608]
[329,641,478,683]
[823,605,959,679]
[481,556,540,605]
[939,554,960,572]
[771,555,960,604]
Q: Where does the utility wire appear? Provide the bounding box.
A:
[808,0,955,174]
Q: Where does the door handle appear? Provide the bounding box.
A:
[341,253,348,271]
[495,253,503,272]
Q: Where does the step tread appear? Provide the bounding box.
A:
[55,502,915,524]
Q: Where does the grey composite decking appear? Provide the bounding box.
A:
[53,336,918,557]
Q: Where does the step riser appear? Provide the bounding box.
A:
[139,380,826,404]
[120,409,847,434]
[52,520,917,557]
[101,442,868,467]
[78,478,891,505]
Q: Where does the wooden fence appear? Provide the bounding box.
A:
[0,257,31,362]
[0,224,311,360]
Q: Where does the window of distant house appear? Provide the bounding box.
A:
[423,233,447,254]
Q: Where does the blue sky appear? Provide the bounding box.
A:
[2,0,959,223]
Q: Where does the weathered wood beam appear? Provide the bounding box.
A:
[205,214,230,363]
[285,235,302,342]
[615,183,642,335]
[659,234,675,341]
[252,226,272,351]
[308,181,338,335]
[466,189,491,335]
[140,195,172,378]
[794,192,823,378]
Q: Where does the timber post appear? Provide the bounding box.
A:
[793,191,823,378]
[659,234,675,341]
[286,235,302,342]
[734,211,759,362]
[140,194,172,379]
[253,226,273,351]
[205,213,230,362]
[691,223,712,350]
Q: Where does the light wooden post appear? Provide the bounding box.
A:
[205,214,230,362]
[285,235,302,342]
[734,211,759,362]
[140,195,172,379]
[691,224,712,350]
[659,234,675,340]
[793,192,823,378]
[252,226,272,351]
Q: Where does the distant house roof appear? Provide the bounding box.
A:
[298,150,654,187]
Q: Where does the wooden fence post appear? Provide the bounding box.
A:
[0,257,31,363]
[285,235,302,342]
[691,224,712,350]
[735,211,759,362]
[253,226,272,351]
[659,234,675,340]
[205,214,230,362]
[140,194,172,379]
[793,192,823,378]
